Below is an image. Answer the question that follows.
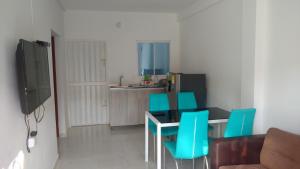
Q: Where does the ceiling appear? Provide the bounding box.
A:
[59,0,199,13]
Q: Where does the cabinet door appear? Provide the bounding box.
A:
[127,91,139,125]
[110,89,164,126]
[138,90,148,124]
[110,90,128,126]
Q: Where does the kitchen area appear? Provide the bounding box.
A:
[107,40,207,128]
[64,40,207,129]
[109,73,207,127]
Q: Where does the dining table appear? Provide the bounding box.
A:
[145,107,231,169]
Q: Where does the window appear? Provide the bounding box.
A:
[138,42,170,75]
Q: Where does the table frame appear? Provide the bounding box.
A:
[145,111,228,169]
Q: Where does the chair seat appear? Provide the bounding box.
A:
[163,141,177,158]
[149,121,178,136]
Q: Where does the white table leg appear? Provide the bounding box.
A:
[157,124,161,169]
[145,113,149,162]
[218,123,222,138]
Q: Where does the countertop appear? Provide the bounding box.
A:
[109,85,164,91]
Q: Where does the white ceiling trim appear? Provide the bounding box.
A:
[178,0,224,21]
[59,0,199,13]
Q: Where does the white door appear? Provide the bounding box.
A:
[65,40,108,126]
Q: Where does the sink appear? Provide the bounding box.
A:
[127,84,145,88]
[110,84,161,89]
[128,84,161,88]
[110,85,145,89]
[110,85,129,88]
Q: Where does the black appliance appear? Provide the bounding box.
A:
[167,73,207,109]
[16,39,51,114]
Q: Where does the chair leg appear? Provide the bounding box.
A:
[174,160,179,169]
[153,135,156,161]
[163,146,166,169]
[180,159,182,167]
[193,158,195,169]
[204,156,209,169]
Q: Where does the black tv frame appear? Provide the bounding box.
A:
[16,39,51,114]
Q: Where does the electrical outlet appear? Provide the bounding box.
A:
[28,137,35,148]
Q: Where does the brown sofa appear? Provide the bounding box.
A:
[211,128,300,169]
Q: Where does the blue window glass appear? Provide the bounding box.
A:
[138,42,170,75]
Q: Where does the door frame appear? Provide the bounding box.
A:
[51,35,59,138]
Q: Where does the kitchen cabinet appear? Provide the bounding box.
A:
[109,87,164,127]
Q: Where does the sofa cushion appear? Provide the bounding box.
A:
[220,164,266,169]
[260,128,300,169]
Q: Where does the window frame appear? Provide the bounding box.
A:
[137,40,171,76]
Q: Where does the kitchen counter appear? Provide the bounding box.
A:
[109,83,165,90]
[109,86,164,127]
[109,86,164,91]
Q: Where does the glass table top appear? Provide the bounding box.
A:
[149,107,230,124]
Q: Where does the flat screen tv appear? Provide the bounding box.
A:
[16,39,51,114]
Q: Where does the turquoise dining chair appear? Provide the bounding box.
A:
[177,92,213,131]
[149,93,178,161]
[224,108,256,138]
[177,92,197,110]
[163,111,209,169]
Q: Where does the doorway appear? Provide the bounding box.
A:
[65,40,108,126]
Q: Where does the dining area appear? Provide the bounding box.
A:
[145,92,256,169]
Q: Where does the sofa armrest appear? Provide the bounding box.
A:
[210,135,265,169]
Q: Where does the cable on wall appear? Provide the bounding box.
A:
[25,104,46,153]
[34,104,45,124]
[24,115,31,153]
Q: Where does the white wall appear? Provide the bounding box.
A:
[240,0,256,108]
[255,0,300,134]
[64,10,180,83]
[180,0,300,135]
[0,0,64,169]
[179,0,243,110]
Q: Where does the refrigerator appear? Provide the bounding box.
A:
[167,73,207,109]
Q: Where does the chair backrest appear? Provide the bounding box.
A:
[177,92,197,110]
[149,93,170,112]
[224,108,256,138]
[175,111,209,159]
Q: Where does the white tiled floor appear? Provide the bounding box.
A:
[55,125,207,169]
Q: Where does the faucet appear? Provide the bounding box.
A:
[119,75,124,86]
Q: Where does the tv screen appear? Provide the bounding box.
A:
[35,43,51,104]
[16,39,51,114]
